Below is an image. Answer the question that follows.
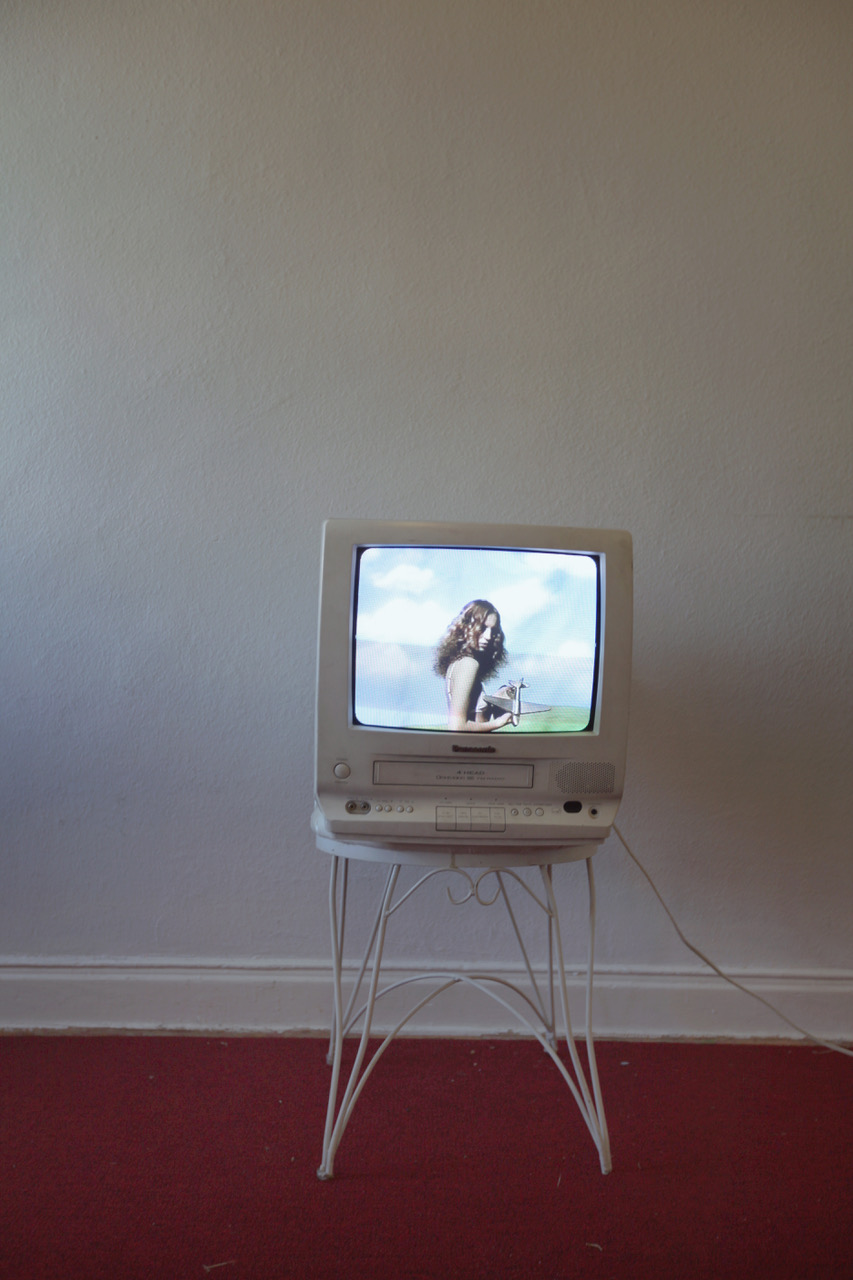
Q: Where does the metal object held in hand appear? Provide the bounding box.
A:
[482,677,550,726]
[509,677,527,725]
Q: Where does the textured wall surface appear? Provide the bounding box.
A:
[2,0,851,1032]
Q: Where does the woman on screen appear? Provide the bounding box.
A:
[433,600,512,732]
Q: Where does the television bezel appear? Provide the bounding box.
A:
[314,519,632,849]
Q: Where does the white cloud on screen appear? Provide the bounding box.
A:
[355,640,421,680]
[356,599,448,644]
[519,550,596,579]
[369,563,435,594]
[557,637,595,659]
[497,578,554,630]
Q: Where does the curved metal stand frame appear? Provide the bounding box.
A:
[317,854,611,1180]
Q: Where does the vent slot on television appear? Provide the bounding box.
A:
[552,762,616,795]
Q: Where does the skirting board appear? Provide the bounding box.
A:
[1,960,852,1042]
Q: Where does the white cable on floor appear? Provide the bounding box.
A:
[613,825,853,1059]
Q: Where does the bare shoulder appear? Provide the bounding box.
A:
[447,655,478,684]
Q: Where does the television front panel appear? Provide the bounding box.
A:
[314,520,632,853]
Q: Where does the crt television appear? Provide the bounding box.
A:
[313,520,632,854]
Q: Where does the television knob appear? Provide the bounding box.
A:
[333,763,351,779]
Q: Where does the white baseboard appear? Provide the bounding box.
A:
[1,958,852,1043]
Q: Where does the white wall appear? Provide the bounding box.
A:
[2,0,851,1037]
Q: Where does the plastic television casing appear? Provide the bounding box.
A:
[313,519,632,860]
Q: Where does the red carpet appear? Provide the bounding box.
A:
[1,1036,851,1279]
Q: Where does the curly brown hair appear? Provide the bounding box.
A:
[433,600,507,680]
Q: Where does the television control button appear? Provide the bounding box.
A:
[333,763,351,780]
[434,805,507,831]
[436,806,456,830]
[406,805,414,813]
[510,807,519,816]
[535,807,544,816]
[522,807,532,817]
[374,804,383,812]
[468,806,489,831]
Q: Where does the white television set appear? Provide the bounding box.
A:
[313,519,632,859]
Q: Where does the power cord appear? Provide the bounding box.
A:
[612,824,853,1059]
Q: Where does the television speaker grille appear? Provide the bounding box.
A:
[552,762,616,795]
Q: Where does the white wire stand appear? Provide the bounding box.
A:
[315,841,611,1180]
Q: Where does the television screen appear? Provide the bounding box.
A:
[352,544,600,734]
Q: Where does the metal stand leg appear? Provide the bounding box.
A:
[317,853,611,1179]
[539,860,610,1173]
[325,857,348,1066]
[318,859,400,1180]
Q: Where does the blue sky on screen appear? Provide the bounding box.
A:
[355,545,597,660]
